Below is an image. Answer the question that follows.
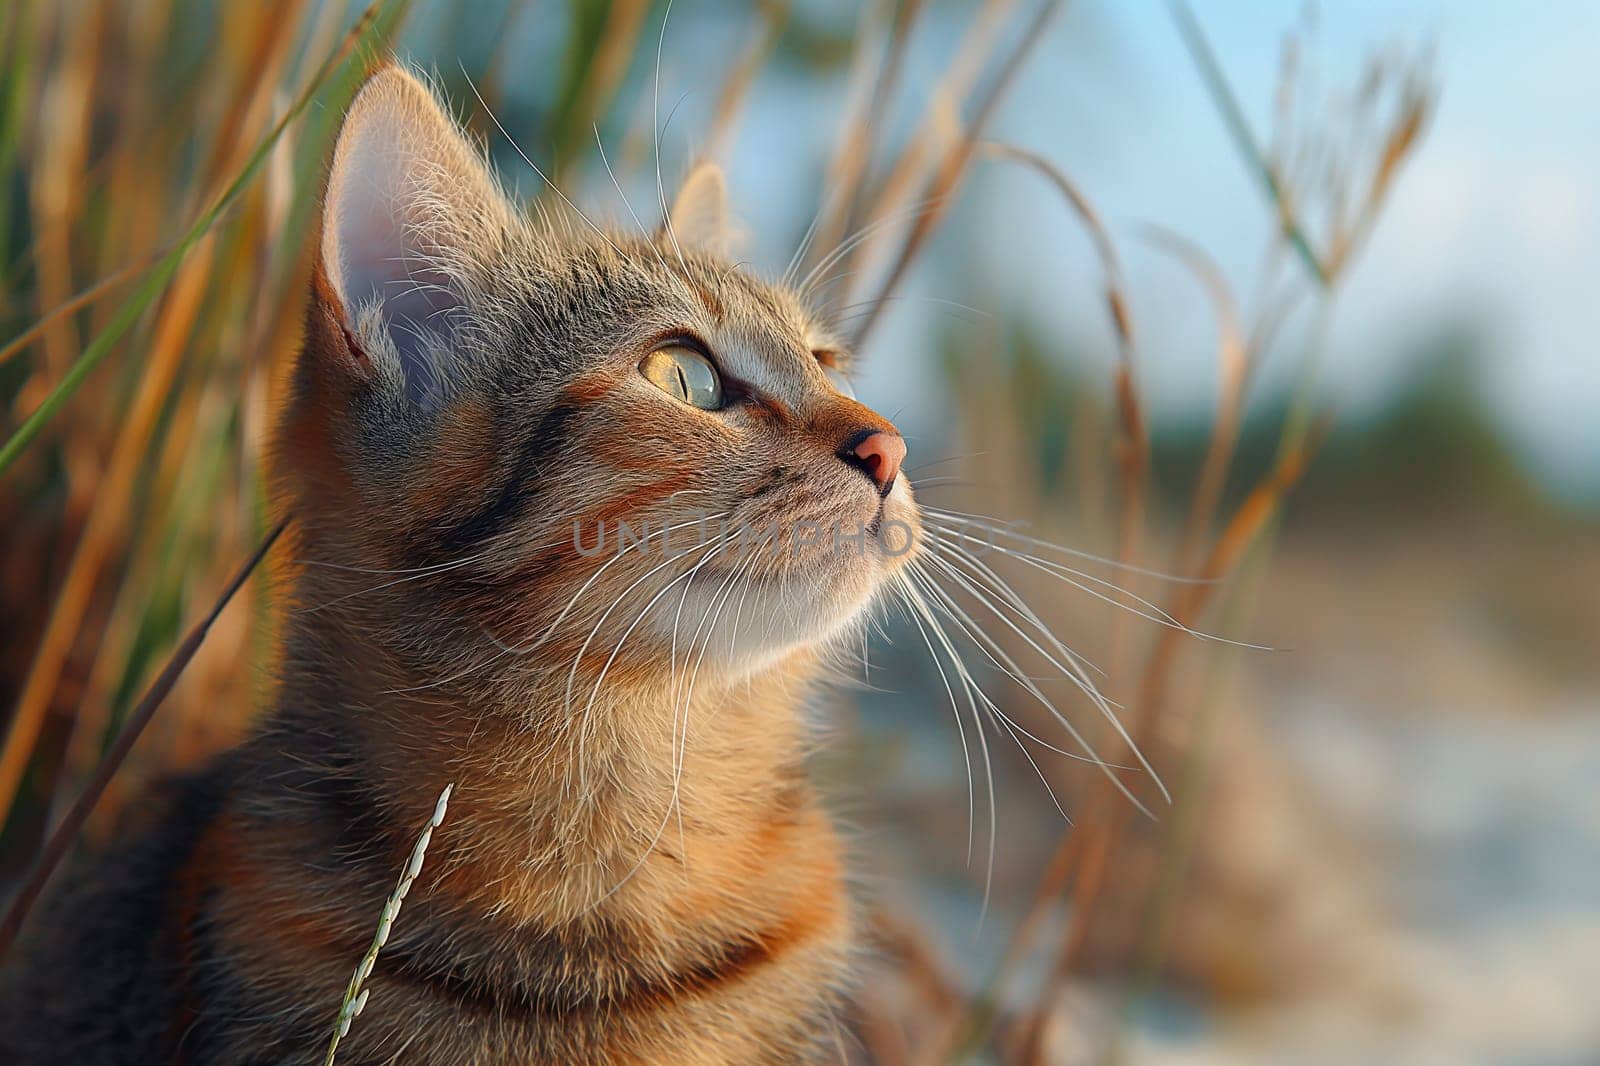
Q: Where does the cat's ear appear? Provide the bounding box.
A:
[667,162,741,256]
[317,64,515,405]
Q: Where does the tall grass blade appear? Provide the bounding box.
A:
[1165,0,1329,287]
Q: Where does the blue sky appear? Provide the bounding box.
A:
[1013,1,1600,498]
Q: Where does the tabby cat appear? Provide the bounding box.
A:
[0,64,920,1064]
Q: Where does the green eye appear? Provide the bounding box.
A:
[640,344,723,409]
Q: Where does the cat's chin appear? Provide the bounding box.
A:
[645,544,906,678]
[639,489,922,676]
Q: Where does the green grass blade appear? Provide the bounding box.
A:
[1165,0,1329,287]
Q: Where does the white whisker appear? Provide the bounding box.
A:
[897,571,997,925]
[924,535,1167,811]
[920,505,1210,583]
[926,515,1272,651]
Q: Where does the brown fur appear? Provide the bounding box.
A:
[0,66,919,1064]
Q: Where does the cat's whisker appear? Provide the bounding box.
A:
[661,534,712,851]
[825,299,990,330]
[919,505,1211,584]
[782,206,825,289]
[799,195,944,289]
[900,475,971,490]
[478,525,673,691]
[292,545,497,577]
[904,451,990,475]
[525,512,733,649]
[585,548,752,910]
[890,572,978,870]
[928,505,1260,672]
[925,534,1110,683]
[808,270,867,315]
[651,1,691,281]
[969,535,1250,647]
[924,515,1272,651]
[665,527,716,711]
[828,293,993,321]
[922,534,1167,811]
[798,198,942,302]
[670,551,757,870]
[386,513,732,696]
[671,545,749,717]
[926,513,1181,616]
[904,565,1077,826]
[785,140,881,290]
[541,512,731,657]
[295,552,486,616]
[908,562,1134,770]
[909,565,1062,757]
[926,547,1118,718]
[860,619,871,683]
[896,571,997,922]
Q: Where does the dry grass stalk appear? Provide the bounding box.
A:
[27,4,99,385]
[808,0,930,287]
[555,0,651,185]
[1165,0,1329,286]
[849,0,1065,349]
[0,250,163,369]
[0,0,304,824]
[0,233,220,826]
[938,12,1431,1057]
[705,0,792,161]
[975,138,1151,720]
[834,0,1016,304]
[1140,227,1249,577]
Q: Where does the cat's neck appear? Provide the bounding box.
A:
[241,622,852,1057]
[268,620,828,926]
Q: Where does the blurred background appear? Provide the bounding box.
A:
[1,1,1595,1063]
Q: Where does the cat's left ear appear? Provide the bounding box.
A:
[667,162,741,256]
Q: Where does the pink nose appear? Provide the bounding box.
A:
[850,431,907,493]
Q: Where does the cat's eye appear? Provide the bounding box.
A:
[640,344,723,410]
[821,362,855,399]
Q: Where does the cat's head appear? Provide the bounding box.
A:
[276,66,920,701]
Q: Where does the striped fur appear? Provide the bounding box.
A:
[0,66,919,1063]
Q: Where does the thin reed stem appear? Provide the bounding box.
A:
[0,519,286,963]
[849,0,1065,349]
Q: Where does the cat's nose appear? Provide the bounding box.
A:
[841,430,907,494]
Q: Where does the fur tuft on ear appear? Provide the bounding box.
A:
[319,64,517,407]
[667,162,742,257]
